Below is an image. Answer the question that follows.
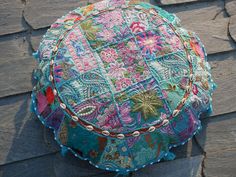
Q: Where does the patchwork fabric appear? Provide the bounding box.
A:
[31,0,216,174]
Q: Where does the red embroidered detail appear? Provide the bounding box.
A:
[46,87,55,104]
[190,40,200,56]
[192,84,199,95]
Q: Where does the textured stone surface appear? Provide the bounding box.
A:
[229,15,236,43]
[163,1,234,54]
[23,0,88,29]
[195,112,236,177]
[157,0,199,5]
[132,155,204,177]
[208,51,236,116]
[204,150,236,177]
[164,0,225,23]
[0,0,27,36]
[196,112,236,155]
[184,18,236,54]
[0,152,112,177]
[225,0,236,16]
[30,28,48,51]
[0,34,36,98]
[172,139,202,159]
[0,93,59,165]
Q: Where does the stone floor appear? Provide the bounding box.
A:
[0,0,236,176]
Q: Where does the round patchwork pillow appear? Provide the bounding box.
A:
[31,0,216,174]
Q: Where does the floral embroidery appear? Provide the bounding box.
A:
[81,4,94,16]
[98,29,116,42]
[96,9,124,28]
[37,92,48,114]
[108,61,127,78]
[94,0,108,10]
[100,48,118,63]
[115,78,132,91]
[80,19,99,41]
[134,147,157,165]
[99,40,150,91]
[131,91,163,120]
[167,35,182,51]
[130,22,146,33]
[119,102,133,124]
[137,31,163,56]
[192,84,199,95]
[97,104,122,130]
[109,0,126,7]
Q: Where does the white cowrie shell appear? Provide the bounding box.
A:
[72,116,78,121]
[189,74,194,81]
[181,98,187,104]
[162,119,169,126]
[184,42,188,48]
[102,130,110,136]
[59,35,64,40]
[173,110,180,117]
[49,75,53,81]
[186,86,191,93]
[60,103,66,109]
[132,131,140,137]
[148,126,156,132]
[86,125,94,131]
[53,46,58,53]
[50,60,54,65]
[117,134,125,139]
[53,89,57,96]
[187,55,193,63]
[149,9,157,15]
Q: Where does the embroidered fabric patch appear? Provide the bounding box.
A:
[31,0,216,173]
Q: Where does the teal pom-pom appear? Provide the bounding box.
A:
[163,152,176,161]
[61,146,68,156]
[213,83,217,90]
[32,51,39,60]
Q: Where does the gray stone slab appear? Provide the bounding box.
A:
[172,138,202,159]
[23,0,88,30]
[195,112,236,177]
[0,0,27,36]
[0,93,59,165]
[208,51,236,116]
[225,0,236,16]
[132,155,204,177]
[0,152,111,177]
[163,0,225,23]
[30,28,48,51]
[229,15,236,43]
[161,1,235,54]
[183,18,236,54]
[0,33,36,98]
[204,150,236,177]
[157,0,199,5]
[195,112,236,155]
